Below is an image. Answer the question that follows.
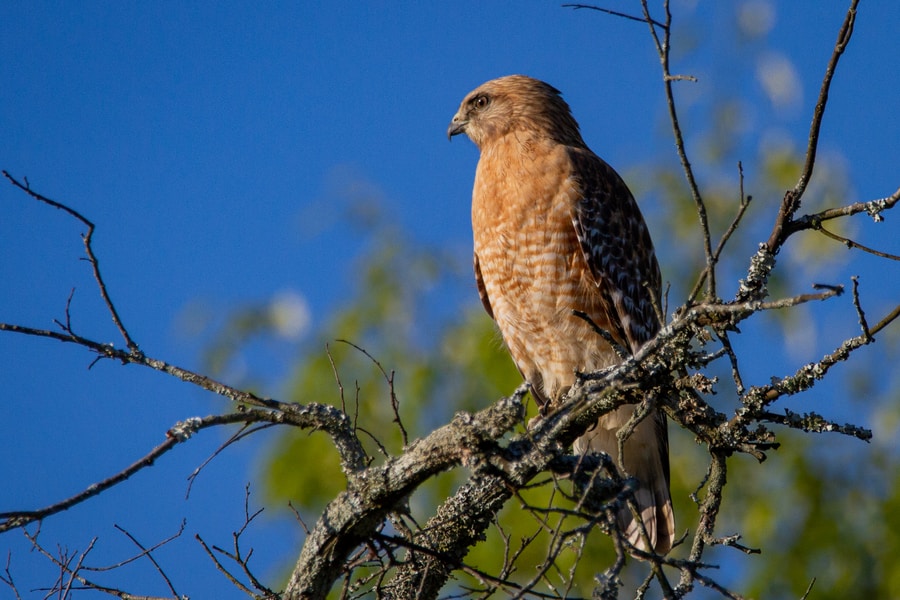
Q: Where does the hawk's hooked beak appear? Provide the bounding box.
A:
[447,113,467,140]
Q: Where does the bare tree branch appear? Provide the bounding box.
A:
[23,527,179,600]
[0,552,23,600]
[197,486,279,599]
[639,0,713,300]
[0,413,259,532]
[765,0,859,254]
[0,318,370,478]
[563,3,667,31]
[690,163,754,302]
[338,338,409,446]
[3,170,141,354]
[284,388,528,598]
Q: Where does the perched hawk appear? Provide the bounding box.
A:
[448,75,674,554]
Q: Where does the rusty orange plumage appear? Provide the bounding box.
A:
[449,75,674,554]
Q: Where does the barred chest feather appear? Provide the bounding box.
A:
[471,136,620,403]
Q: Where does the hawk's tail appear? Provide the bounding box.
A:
[574,406,674,555]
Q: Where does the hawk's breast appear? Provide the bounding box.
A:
[471,137,620,402]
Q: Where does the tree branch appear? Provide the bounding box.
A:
[283,388,527,599]
[639,0,713,300]
[765,0,859,254]
[3,170,141,354]
[1,412,271,532]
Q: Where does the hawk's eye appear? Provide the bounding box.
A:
[472,95,489,110]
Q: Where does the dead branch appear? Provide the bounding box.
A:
[3,170,140,354]
[0,409,344,533]
[767,0,859,252]
[639,0,714,299]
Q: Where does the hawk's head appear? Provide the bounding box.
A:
[447,75,584,148]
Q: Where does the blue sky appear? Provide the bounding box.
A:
[2,2,899,597]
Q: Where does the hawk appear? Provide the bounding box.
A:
[448,75,674,554]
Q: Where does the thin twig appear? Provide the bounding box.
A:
[0,552,22,600]
[186,422,277,499]
[871,303,900,336]
[572,310,630,359]
[85,521,185,573]
[563,3,667,30]
[196,533,256,596]
[0,321,369,474]
[373,531,573,600]
[326,343,348,414]
[230,485,278,598]
[338,339,409,446]
[113,523,182,597]
[3,170,141,354]
[786,186,900,236]
[716,331,745,396]
[815,223,900,260]
[736,302,892,430]
[800,578,817,600]
[678,451,727,592]
[639,0,713,300]
[287,501,310,535]
[23,532,154,599]
[53,287,78,334]
[0,436,172,532]
[850,276,872,340]
[760,409,871,441]
[0,412,287,532]
[766,0,859,252]
[690,162,754,302]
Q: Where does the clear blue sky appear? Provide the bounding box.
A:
[2,2,898,597]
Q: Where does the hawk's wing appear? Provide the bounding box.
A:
[474,252,494,319]
[568,147,662,355]
[568,146,670,492]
